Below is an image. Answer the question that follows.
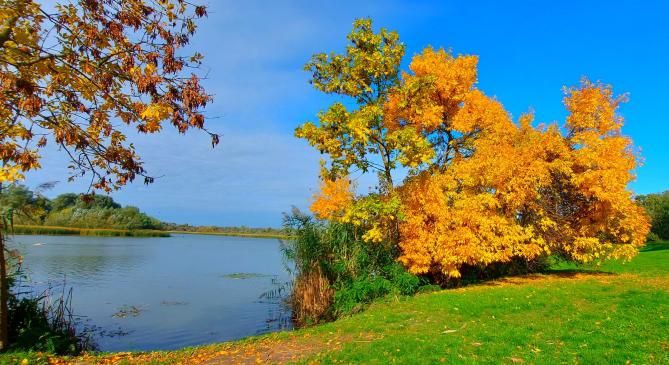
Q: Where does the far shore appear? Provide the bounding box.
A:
[7,224,288,239]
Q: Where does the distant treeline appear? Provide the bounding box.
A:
[161,223,284,237]
[0,185,282,237]
[636,191,669,242]
[0,185,162,230]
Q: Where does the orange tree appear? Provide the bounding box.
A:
[298,19,649,287]
[0,0,215,349]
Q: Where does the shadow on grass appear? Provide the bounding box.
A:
[474,269,617,288]
[640,242,669,252]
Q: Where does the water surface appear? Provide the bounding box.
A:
[8,234,292,351]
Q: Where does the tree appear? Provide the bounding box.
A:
[297,18,419,244]
[299,21,649,285]
[0,183,50,224]
[0,0,215,349]
[296,18,405,189]
[391,54,649,279]
[636,191,669,240]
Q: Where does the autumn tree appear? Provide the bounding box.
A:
[299,20,649,286]
[0,0,216,349]
[391,51,649,280]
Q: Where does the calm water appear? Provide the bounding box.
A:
[7,234,293,351]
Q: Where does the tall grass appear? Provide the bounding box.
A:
[10,224,170,237]
[281,209,424,325]
[7,262,93,354]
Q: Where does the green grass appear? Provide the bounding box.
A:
[10,224,170,237]
[298,242,669,364]
[3,242,668,364]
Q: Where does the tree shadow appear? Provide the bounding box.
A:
[474,269,617,288]
[640,242,669,252]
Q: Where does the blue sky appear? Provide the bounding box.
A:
[26,0,669,227]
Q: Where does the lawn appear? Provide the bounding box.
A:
[4,242,668,364]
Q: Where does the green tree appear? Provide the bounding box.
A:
[296,18,405,190]
[637,191,669,240]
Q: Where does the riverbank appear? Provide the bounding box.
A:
[8,225,289,239]
[9,225,170,237]
[6,241,668,364]
[168,230,288,239]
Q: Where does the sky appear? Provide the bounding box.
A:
[25,0,669,227]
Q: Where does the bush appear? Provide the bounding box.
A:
[6,262,92,355]
[7,294,85,354]
[282,209,424,324]
[6,256,95,355]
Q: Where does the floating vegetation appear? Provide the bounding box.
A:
[221,272,270,279]
[112,305,146,318]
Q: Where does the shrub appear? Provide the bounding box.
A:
[6,267,92,355]
[282,209,424,323]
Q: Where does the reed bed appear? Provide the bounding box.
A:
[10,225,170,237]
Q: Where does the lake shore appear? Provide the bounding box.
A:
[9,241,669,364]
[8,225,289,239]
[167,230,288,239]
[9,224,170,237]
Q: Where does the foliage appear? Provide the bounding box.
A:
[162,222,284,238]
[0,184,162,230]
[636,191,669,240]
[0,0,217,191]
[296,18,408,244]
[0,184,50,227]
[298,18,650,284]
[7,293,83,355]
[396,76,649,280]
[297,18,404,184]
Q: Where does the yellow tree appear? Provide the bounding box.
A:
[0,0,215,348]
[298,21,648,286]
[392,54,649,280]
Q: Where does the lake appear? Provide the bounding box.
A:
[7,234,293,352]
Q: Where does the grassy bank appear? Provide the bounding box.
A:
[5,242,669,364]
[10,225,287,239]
[168,230,288,239]
[9,224,170,238]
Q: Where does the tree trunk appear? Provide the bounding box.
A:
[0,228,7,351]
[0,181,8,350]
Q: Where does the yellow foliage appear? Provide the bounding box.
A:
[0,165,24,183]
[396,77,649,278]
[299,24,649,279]
[310,176,354,220]
[385,47,478,133]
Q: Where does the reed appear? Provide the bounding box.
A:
[10,225,170,237]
